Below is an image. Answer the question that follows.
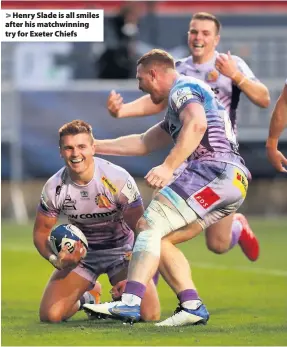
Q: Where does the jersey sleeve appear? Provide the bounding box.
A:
[38,179,61,218]
[234,56,258,81]
[159,118,170,134]
[170,84,203,114]
[175,59,181,67]
[175,59,184,71]
[175,58,188,75]
[118,175,143,210]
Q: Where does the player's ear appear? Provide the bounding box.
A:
[92,138,97,155]
[59,146,63,158]
[214,34,220,47]
[149,69,156,80]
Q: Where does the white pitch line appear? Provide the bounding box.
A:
[191,262,287,277]
[3,244,287,277]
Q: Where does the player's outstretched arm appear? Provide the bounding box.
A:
[107,90,167,118]
[215,51,270,108]
[266,82,287,172]
[94,122,172,156]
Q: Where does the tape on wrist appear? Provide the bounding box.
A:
[48,254,58,267]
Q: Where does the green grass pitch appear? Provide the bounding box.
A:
[2,218,287,346]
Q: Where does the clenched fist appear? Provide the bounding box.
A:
[107,90,124,118]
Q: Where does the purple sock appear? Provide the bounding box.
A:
[153,270,160,286]
[124,281,146,299]
[229,219,243,250]
[177,289,199,304]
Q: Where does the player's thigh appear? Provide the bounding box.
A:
[161,161,248,229]
[139,191,200,241]
[205,212,234,246]
[162,220,203,245]
[40,268,92,316]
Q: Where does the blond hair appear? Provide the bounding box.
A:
[58,120,94,146]
[191,12,221,34]
[137,49,175,70]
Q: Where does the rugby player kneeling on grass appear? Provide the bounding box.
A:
[33,120,160,323]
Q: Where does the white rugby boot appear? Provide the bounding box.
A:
[155,301,209,327]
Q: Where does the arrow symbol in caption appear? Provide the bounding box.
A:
[6,13,11,18]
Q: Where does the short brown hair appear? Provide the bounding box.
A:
[137,49,175,69]
[191,12,221,34]
[58,120,94,146]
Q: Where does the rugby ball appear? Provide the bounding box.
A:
[49,224,88,257]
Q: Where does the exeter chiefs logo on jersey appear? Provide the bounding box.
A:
[205,69,219,83]
[95,194,112,208]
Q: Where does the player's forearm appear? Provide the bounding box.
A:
[94,135,149,156]
[33,230,53,260]
[118,95,166,118]
[232,72,270,108]
[163,121,206,171]
[266,97,287,148]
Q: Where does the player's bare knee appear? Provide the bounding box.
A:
[205,237,229,254]
[39,306,65,323]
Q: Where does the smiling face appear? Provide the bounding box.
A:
[60,133,95,180]
[188,19,220,63]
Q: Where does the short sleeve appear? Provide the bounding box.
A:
[159,119,169,134]
[175,59,183,69]
[38,180,61,218]
[170,84,202,114]
[118,175,143,210]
